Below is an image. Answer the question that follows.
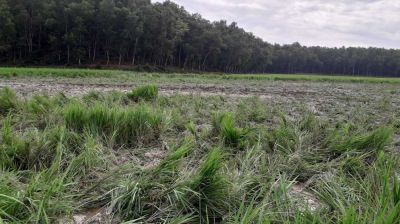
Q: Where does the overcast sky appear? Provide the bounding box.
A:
[152,0,400,49]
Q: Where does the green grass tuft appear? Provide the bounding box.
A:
[185,148,229,220]
[213,112,247,147]
[0,87,18,116]
[330,127,393,154]
[128,85,159,102]
[64,103,164,147]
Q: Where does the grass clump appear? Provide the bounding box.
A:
[64,103,164,147]
[184,148,229,220]
[0,116,29,170]
[0,87,18,115]
[128,85,159,102]
[64,103,88,132]
[213,112,248,147]
[329,126,393,154]
[155,138,193,177]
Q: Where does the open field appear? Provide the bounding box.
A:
[1,67,400,83]
[1,68,400,223]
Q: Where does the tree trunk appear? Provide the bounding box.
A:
[178,45,182,67]
[93,40,97,62]
[106,50,110,65]
[132,37,138,66]
[67,46,70,64]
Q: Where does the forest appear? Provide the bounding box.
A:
[0,0,400,77]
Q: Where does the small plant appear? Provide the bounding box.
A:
[115,105,164,146]
[64,103,164,147]
[155,138,193,176]
[184,148,229,220]
[128,85,158,102]
[25,95,52,115]
[213,112,246,147]
[331,127,393,154]
[0,87,19,115]
[109,178,146,220]
[64,102,87,131]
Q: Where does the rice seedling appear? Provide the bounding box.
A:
[64,103,165,147]
[127,85,159,102]
[183,148,230,221]
[25,95,53,115]
[155,138,193,177]
[109,177,146,220]
[64,102,88,132]
[212,112,248,148]
[328,126,393,154]
[0,84,399,223]
[0,87,18,115]
[114,105,164,147]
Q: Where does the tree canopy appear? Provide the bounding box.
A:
[0,0,399,77]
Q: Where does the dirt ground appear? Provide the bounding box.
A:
[1,77,399,129]
[2,77,400,119]
[1,77,398,100]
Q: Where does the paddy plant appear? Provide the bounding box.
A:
[127,85,159,102]
[0,87,19,116]
[64,103,165,147]
[0,87,399,223]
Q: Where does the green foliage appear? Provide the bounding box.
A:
[236,97,269,124]
[329,127,393,154]
[0,116,29,170]
[0,87,18,115]
[64,103,164,147]
[64,102,87,131]
[270,121,299,153]
[155,138,193,176]
[185,148,229,219]
[25,95,53,115]
[128,85,159,102]
[213,112,247,147]
[109,178,145,220]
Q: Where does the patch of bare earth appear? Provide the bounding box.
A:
[289,183,322,212]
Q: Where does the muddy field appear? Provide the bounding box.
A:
[2,76,400,121]
[1,75,400,223]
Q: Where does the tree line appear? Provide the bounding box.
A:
[0,0,399,77]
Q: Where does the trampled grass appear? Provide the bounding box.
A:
[0,84,399,223]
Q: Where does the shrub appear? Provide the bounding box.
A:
[127,85,158,102]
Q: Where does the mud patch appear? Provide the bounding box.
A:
[289,183,322,212]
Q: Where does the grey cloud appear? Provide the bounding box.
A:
[153,0,400,49]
